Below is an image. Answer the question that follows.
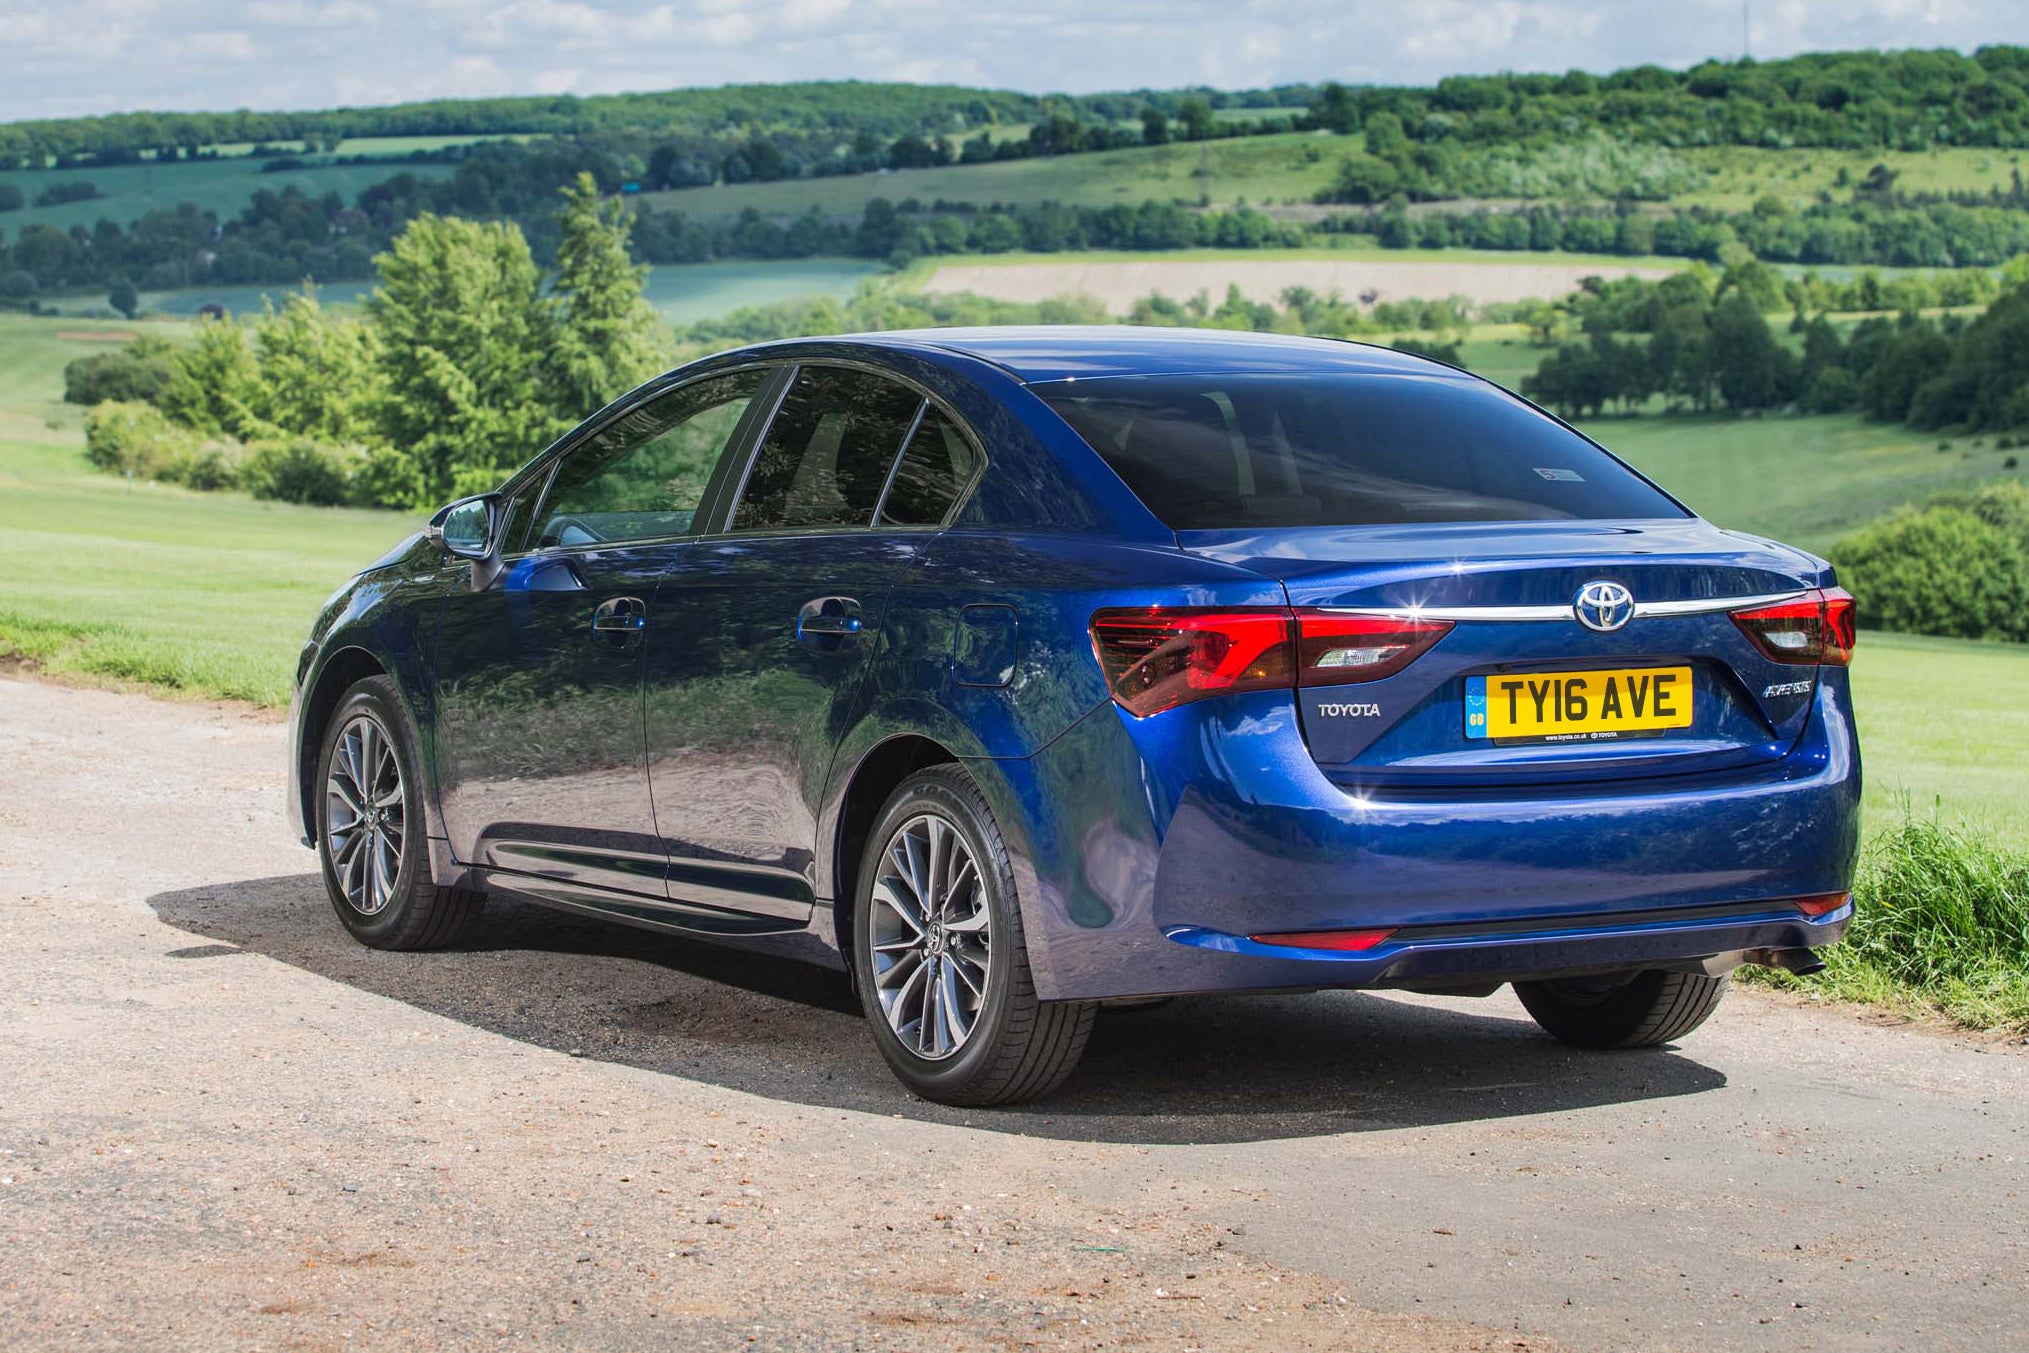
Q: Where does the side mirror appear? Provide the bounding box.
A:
[425,493,505,590]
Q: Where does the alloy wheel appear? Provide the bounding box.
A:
[324,713,405,916]
[868,812,992,1061]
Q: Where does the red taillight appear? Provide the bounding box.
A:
[1091,607,1453,717]
[1295,612,1454,686]
[1089,609,1294,718]
[1796,892,1851,918]
[1249,928,1395,951]
[1732,588,1856,666]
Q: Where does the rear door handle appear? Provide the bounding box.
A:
[591,595,647,642]
[797,596,863,646]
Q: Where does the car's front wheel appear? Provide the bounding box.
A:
[852,766,1094,1106]
[1514,968,1728,1049]
[315,676,483,951]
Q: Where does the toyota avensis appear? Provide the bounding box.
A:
[287,328,1860,1106]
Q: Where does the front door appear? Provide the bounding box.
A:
[645,365,982,921]
[433,368,770,901]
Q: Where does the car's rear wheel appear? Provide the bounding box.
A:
[315,676,483,951]
[1514,969,1728,1049]
[852,765,1094,1106]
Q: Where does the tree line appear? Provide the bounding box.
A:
[1520,259,2029,432]
[10,46,2029,171]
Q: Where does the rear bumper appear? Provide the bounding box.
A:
[989,677,1861,1002]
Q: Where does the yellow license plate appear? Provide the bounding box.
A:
[1466,666,1694,742]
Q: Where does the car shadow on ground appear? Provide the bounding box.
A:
[148,874,1727,1145]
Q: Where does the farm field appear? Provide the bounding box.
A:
[1676,144,2027,212]
[0,311,2022,841]
[638,130,1348,220]
[37,258,883,326]
[0,153,456,233]
[917,248,1677,313]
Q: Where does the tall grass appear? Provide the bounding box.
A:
[1755,813,2029,1031]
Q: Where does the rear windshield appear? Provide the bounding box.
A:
[1036,372,1686,529]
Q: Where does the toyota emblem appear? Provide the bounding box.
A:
[1573,580,1636,632]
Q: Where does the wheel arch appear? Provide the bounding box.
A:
[826,733,961,973]
[294,645,429,846]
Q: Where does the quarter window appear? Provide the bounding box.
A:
[732,367,924,532]
[533,370,765,549]
[877,405,979,527]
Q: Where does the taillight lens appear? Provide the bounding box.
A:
[1089,609,1294,718]
[1091,607,1452,717]
[1732,588,1856,665]
[1295,612,1454,685]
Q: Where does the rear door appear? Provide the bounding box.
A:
[644,364,981,922]
[432,369,769,899]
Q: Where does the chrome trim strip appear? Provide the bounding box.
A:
[1318,590,1809,623]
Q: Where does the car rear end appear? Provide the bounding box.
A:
[1023,361,1860,1003]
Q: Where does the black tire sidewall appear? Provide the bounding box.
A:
[852,770,1024,1099]
[315,678,428,945]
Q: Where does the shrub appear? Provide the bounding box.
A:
[63,337,178,406]
[241,437,360,506]
[1800,365,1859,413]
[1830,494,2029,642]
[83,400,201,478]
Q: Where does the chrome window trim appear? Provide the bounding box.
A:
[1317,591,1810,623]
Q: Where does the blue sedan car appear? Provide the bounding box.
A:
[287,327,1860,1105]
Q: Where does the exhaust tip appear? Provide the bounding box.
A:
[1761,947,1827,977]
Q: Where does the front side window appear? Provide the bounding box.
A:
[1037,372,1687,530]
[732,366,924,532]
[532,370,765,548]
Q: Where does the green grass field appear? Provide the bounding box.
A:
[0,152,457,233]
[0,311,2022,846]
[1676,145,2027,212]
[0,317,413,702]
[640,131,1348,220]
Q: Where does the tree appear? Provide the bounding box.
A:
[254,288,382,443]
[1707,294,1797,412]
[1314,83,1359,135]
[1140,107,1169,146]
[366,213,554,506]
[1177,98,1215,142]
[544,173,674,422]
[157,314,269,437]
[108,277,138,318]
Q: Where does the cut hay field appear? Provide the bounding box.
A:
[916,249,1679,314]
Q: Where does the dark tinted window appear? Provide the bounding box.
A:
[1038,373,1685,529]
[877,405,979,526]
[733,367,923,531]
[534,370,763,548]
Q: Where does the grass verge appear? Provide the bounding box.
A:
[1747,813,2029,1033]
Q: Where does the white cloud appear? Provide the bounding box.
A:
[0,0,2023,120]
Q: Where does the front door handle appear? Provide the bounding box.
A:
[797,596,863,647]
[591,595,647,643]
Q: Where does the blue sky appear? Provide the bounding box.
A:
[0,0,2022,121]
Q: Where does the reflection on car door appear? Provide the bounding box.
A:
[645,365,982,923]
[432,369,767,907]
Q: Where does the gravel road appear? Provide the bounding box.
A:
[1,674,2022,1351]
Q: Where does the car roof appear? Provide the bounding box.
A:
[795,325,1469,385]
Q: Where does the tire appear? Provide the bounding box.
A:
[314,675,483,952]
[851,765,1095,1106]
[1514,969,1728,1049]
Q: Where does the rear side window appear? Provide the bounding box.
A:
[1037,373,1686,529]
[733,366,923,531]
[878,405,979,527]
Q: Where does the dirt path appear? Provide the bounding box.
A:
[1,675,2022,1351]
